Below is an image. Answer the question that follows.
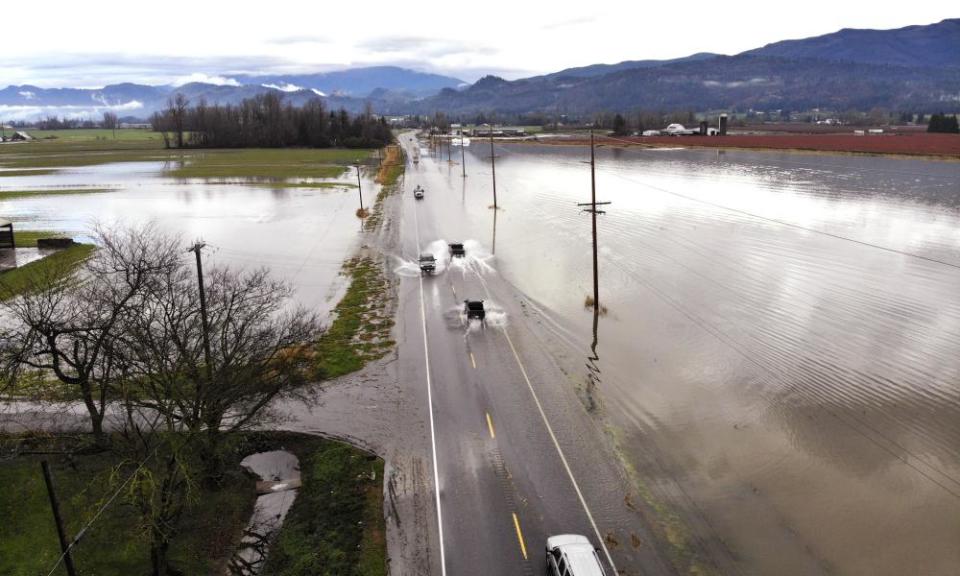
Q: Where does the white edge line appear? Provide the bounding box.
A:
[413,180,448,576]
[478,274,618,574]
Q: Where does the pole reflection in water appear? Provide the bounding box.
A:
[583,307,600,413]
[491,206,497,255]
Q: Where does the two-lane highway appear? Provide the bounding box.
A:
[393,134,676,575]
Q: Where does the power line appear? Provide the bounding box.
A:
[602,168,960,270]
[45,448,158,576]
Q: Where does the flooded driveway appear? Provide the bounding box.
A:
[0,161,372,318]
[410,144,960,575]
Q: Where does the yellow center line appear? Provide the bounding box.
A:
[512,512,528,560]
[486,412,496,439]
[470,352,477,369]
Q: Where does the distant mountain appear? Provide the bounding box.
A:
[233,66,464,98]
[742,18,960,68]
[412,19,960,116]
[542,53,721,79]
[416,54,960,115]
[0,66,461,121]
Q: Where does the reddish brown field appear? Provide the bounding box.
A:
[541,133,960,158]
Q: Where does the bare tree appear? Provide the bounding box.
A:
[102,111,119,138]
[0,224,182,445]
[123,263,321,479]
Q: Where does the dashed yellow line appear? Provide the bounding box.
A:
[512,512,528,560]
[486,412,496,439]
[470,352,477,369]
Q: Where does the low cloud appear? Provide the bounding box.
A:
[173,73,240,87]
[262,82,303,92]
[0,100,143,121]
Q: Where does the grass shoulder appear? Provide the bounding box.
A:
[313,257,395,379]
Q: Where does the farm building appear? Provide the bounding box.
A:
[0,219,14,249]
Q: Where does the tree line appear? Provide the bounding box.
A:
[927,113,960,134]
[149,92,393,149]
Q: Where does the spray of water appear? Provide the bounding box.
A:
[448,239,496,277]
[391,238,454,277]
[446,300,508,334]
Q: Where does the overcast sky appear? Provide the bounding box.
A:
[2,1,955,87]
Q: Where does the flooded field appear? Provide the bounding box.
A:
[0,160,372,318]
[413,144,960,575]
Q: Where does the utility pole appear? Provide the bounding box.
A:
[377,147,382,166]
[460,127,466,178]
[355,164,365,211]
[41,461,79,576]
[188,242,214,388]
[488,125,497,209]
[577,131,611,312]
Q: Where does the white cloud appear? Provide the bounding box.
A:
[262,82,303,92]
[172,73,240,87]
[18,90,35,99]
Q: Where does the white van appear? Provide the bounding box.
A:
[546,534,606,576]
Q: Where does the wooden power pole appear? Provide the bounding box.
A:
[188,242,214,388]
[488,126,497,209]
[42,461,78,576]
[577,131,611,312]
[355,165,364,211]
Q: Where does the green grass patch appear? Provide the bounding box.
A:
[260,438,385,576]
[0,188,112,201]
[313,257,395,379]
[25,128,161,142]
[0,243,95,301]
[0,435,256,576]
[233,181,357,190]
[11,230,66,248]
[165,149,371,180]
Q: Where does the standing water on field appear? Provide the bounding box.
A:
[0,161,374,320]
[410,142,960,576]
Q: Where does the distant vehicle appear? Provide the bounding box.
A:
[418,254,436,275]
[546,535,606,576]
[641,130,661,136]
[451,137,471,147]
[449,243,465,258]
[414,185,424,199]
[463,300,485,322]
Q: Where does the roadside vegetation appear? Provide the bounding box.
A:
[0,432,385,576]
[313,256,395,379]
[259,434,386,576]
[364,144,404,231]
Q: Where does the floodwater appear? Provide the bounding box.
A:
[0,161,373,319]
[414,143,960,575]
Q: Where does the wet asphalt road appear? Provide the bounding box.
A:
[393,135,675,576]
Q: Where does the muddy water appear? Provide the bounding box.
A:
[416,144,960,575]
[0,161,372,318]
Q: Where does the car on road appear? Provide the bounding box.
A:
[449,242,465,257]
[546,534,606,576]
[419,254,436,275]
[413,185,425,199]
[463,299,485,322]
